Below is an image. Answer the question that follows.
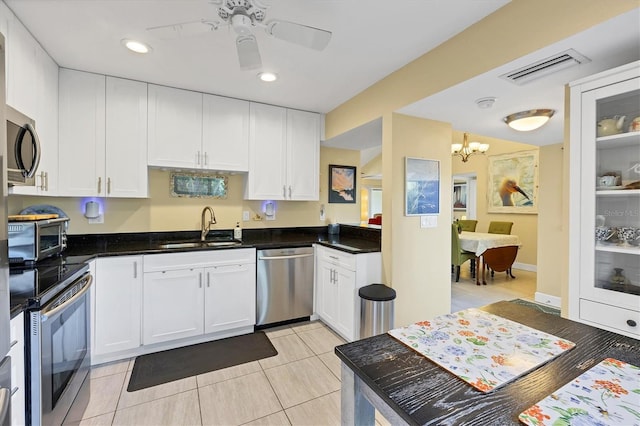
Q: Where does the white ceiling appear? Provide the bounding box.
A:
[5,1,639,150]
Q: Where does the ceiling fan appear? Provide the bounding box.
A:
[146,0,332,70]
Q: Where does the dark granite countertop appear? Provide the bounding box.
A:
[63,224,381,259]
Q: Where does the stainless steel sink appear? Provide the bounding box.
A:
[159,241,241,249]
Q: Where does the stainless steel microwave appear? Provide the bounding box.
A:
[7,105,41,186]
[8,217,68,263]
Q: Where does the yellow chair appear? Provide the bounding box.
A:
[487,221,513,235]
[451,223,476,282]
[458,220,478,232]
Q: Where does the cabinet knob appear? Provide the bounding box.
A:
[627,319,637,327]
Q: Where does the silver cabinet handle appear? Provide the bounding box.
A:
[199,272,202,288]
[10,387,18,396]
[288,185,292,198]
[107,177,111,194]
[44,171,48,191]
[204,152,208,166]
[38,171,45,190]
[196,151,201,166]
[9,340,17,348]
[97,176,102,194]
[133,261,138,279]
[207,272,210,288]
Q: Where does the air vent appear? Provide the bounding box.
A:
[500,49,591,85]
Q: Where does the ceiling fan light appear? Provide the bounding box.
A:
[122,39,151,54]
[258,72,277,82]
[504,109,555,131]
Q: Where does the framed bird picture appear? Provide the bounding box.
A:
[487,150,538,214]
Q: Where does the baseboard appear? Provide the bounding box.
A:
[512,262,536,272]
[534,292,561,308]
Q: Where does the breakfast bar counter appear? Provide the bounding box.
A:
[335,301,640,425]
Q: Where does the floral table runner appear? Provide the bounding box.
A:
[387,308,575,393]
[519,358,640,426]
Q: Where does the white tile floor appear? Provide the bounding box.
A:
[64,268,536,425]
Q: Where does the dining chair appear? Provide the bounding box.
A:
[458,219,478,232]
[487,221,513,235]
[487,221,514,278]
[451,223,476,282]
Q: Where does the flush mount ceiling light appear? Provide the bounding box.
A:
[257,72,277,82]
[504,109,555,131]
[451,132,489,163]
[122,39,152,54]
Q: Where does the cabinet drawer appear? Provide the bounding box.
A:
[580,299,640,337]
[317,246,356,271]
[144,248,255,272]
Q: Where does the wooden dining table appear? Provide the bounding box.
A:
[458,231,521,285]
[336,300,640,425]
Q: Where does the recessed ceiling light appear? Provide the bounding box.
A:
[258,72,277,82]
[122,39,152,54]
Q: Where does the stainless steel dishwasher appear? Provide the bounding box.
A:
[256,246,314,326]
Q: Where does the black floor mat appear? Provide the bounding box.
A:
[127,332,277,392]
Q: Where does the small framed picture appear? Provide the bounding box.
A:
[328,164,356,203]
[405,157,440,216]
[453,184,467,210]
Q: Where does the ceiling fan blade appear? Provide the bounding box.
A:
[265,20,331,51]
[236,35,262,70]
[146,19,219,40]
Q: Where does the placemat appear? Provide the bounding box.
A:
[387,308,575,393]
[519,358,640,425]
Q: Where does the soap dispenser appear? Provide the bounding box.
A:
[234,222,242,240]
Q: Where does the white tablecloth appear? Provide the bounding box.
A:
[459,231,521,256]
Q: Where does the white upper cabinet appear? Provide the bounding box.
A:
[58,69,106,196]
[105,76,148,197]
[246,102,287,199]
[147,84,203,169]
[148,85,250,172]
[202,94,249,172]
[4,7,59,196]
[287,109,320,200]
[245,103,320,200]
[59,69,148,197]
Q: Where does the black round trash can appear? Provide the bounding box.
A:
[359,284,396,338]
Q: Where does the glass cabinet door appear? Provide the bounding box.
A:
[581,77,640,307]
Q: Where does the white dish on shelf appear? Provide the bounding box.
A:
[596,185,625,190]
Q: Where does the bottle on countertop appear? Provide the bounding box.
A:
[234,222,242,240]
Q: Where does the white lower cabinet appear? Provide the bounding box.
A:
[142,248,257,345]
[9,313,25,426]
[143,268,205,345]
[204,263,256,334]
[93,256,142,358]
[315,245,381,341]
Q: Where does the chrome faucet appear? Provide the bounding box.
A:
[201,206,217,241]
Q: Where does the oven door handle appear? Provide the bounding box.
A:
[41,275,93,321]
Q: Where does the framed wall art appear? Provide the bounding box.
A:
[405,157,440,216]
[170,172,228,198]
[487,150,538,214]
[453,183,467,210]
[328,164,356,203]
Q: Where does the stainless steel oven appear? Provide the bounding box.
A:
[29,269,91,426]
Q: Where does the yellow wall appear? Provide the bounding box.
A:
[450,131,539,266]
[385,114,453,326]
[537,144,565,298]
[7,147,362,234]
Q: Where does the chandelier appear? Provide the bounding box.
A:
[451,133,489,162]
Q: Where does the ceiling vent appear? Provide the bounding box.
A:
[500,49,591,85]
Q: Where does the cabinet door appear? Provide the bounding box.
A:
[9,313,25,426]
[204,263,256,334]
[147,84,203,169]
[246,102,287,199]
[286,109,319,200]
[6,14,38,117]
[143,268,204,345]
[335,267,356,341]
[105,77,148,197]
[202,94,249,172]
[11,45,59,196]
[58,69,106,196]
[94,256,142,355]
[316,261,338,326]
